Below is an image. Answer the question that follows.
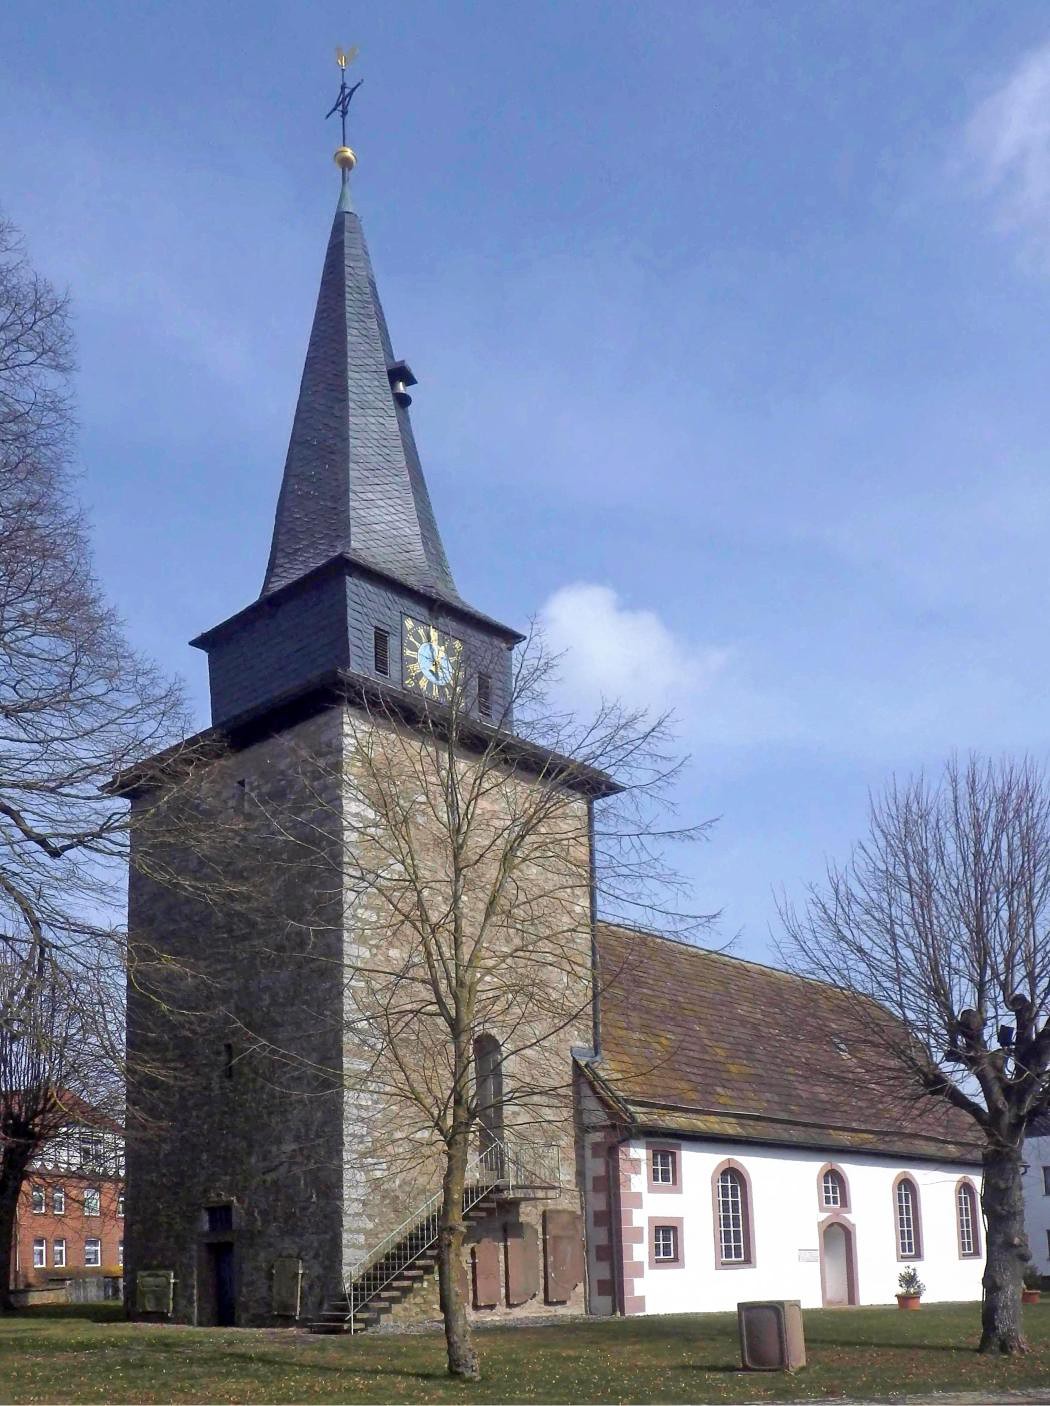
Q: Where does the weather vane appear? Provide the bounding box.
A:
[328,46,363,180]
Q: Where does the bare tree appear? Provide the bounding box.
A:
[781,755,1050,1354]
[0,959,122,1308]
[0,213,188,1304]
[212,637,711,1378]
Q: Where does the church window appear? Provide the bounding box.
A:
[32,1238,46,1269]
[715,1165,752,1265]
[894,1177,922,1259]
[83,1187,101,1217]
[31,1187,44,1214]
[373,627,390,677]
[53,1187,65,1215]
[820,1167,848,1210]
[84,1238,101,1268]
[956,1180,980,1258]
[648,1145,680,1192]
[477,673,492,719]
[654,1225,677,1261]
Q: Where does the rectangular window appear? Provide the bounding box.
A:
[79,1135,104,1168]
[53,1239,66,1268]
[84,1238,101,1268]
[53,1187,65,1215]
[652,1150,676,1185]
[118,1240,124,1267]
[31,1187,45,1214]
[477,673,492,719]
[32,1238,46,1269]
[653,1225,678,1261]
[373,627,390,677]
[118,1193,125,1218]
[83,1187,101,1217]
[1043,1166,1050,1196]
[206,1204,234,1233]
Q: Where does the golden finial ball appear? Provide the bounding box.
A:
[334,146,357,172]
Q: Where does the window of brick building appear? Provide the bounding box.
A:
[53,1239,66,1268]
[53,1187,65,1214]
[83,1187,101,1217]
[117,1193,125,1218]
[118,1240,124,1267]
[32,1239,46,1268]
[31,1187,44,1214]
[84,1238,101,1268]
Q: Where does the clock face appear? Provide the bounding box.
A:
[402,617,463,700]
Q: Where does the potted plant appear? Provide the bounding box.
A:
[1022,1265,1042,1305]
[896,1267,925,1310]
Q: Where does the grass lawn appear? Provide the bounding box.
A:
[0,1301,1049,1404]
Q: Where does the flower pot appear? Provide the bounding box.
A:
[896,1293,921,1310]
[1022,1289,1041,1305]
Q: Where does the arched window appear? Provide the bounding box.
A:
[713,1164,754,1266]
[473,1034,504,1164]
[894,1176,923,1260]
[819,1166,849,1211]
[956,1180,981,1258]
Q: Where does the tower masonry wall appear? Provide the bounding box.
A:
[125,707,348,1326]
[335,707,594,1316]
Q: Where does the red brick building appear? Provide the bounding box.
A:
[10,1099,124,1290]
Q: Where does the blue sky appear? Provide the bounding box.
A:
[4,2,1050,958]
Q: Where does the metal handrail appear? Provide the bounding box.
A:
[340,1137,560,1331]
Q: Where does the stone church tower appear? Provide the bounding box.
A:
[123,135,599,1328]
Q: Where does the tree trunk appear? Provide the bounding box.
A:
[979,1144,1029,1354]
[0,1147,32,1313]
[437,1126,479,1380]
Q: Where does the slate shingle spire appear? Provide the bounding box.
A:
[261,175,459,602]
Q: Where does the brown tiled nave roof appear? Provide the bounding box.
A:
[592,923,983,1166]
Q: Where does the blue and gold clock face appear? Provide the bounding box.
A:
[402,617,463,700]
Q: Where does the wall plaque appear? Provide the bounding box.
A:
[272,1257,303,1317]
[472,1239,500,1308]
[797,1248,819,1263]
[135,1269,175,1315]
[505,1221,539,1305]
[542,1210,585,1304]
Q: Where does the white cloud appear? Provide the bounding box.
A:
[965,40,1050,256]
[539,582,729,720]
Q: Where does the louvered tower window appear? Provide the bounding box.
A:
[374,627,390,677]
[477,673,492,718]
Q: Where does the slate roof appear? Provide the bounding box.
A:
[591,922,983,1165]
[262,188,459,601]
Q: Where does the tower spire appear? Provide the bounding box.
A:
[259,51,459,601]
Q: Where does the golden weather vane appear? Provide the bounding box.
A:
[327,45,363,178]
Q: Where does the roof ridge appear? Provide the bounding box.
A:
[597,918,815,987]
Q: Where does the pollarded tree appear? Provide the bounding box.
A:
[781,755,1050,1354]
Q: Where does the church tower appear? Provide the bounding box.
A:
[124,75,597,1329]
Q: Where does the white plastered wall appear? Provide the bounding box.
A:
[603,1137,984,1315]
[1022,1135,1050,1276]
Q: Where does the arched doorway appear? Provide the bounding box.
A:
[473,1034,504,1172]
[821,1220,857,1306]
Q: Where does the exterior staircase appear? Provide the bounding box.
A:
[309,1140,559,1334]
